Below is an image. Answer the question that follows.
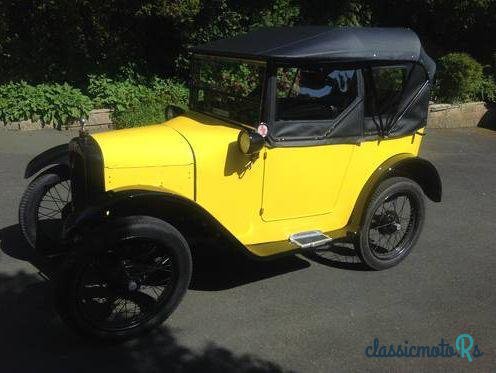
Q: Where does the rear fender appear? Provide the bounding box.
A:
[347,154,442,233]
[392,157,442,202]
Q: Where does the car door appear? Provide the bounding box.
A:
[261,66,363,222]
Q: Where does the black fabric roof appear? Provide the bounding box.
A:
[192,27,436,80]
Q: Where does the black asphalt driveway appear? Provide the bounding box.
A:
[0,127,494,372]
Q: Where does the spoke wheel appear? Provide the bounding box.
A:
[37,179,71,242]
[357,177,425,270]
[367,193,416,260]
[76,238,177,332]
[56,216,192,341]
[19,168,70,250]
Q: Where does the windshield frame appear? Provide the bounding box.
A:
[189,54,268,129]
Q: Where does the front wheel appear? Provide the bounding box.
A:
[19,167,71,251]
[55,216,192,341]
[356,177,425,270]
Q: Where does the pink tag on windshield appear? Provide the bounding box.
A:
[257,123,268,137]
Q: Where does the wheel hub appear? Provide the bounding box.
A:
[128,280,139,292]
[74,237,178,334]
[377,211,401,235]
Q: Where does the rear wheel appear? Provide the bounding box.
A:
[55,216,192,341]
[357,177,425,270]
[19,167,71,251]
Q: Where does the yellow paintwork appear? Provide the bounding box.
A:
[261,144,355,221]
[91,113,424,257]
[91,124,195,199]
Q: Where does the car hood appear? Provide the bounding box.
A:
[91,124,194,168]
[91,112,243,170]
[165,112,243,157]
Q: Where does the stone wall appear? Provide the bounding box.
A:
[427,102,492,129]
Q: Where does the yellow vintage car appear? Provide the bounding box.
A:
[20,27,441,340]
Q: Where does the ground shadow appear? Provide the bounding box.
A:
[0,223,37,261]
[0,223,366,371]
[301,242,370,271]
[0,226,298,372]
[0,223,58,277]
[1,223,365,291]
[0,223,312,290]
[0,270,296,373]
[190,248,311,291]
[478,103,496,131]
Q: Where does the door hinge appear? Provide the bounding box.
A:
[259,208,264,215]
[263,152,267,160]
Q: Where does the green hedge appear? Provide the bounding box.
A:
[0,82,93,129]
[435,53,496,104]
[88,75,188,129]
[0,75,188,130]
[2,52,496,130]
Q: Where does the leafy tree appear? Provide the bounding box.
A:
[250,0,300,28]
[0,0,495,85]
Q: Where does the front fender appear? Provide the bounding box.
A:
[25,143,69,178]
[61,189,248,255]
[62,190,196,237]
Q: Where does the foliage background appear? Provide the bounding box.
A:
[0,0,495,127]
[1,0,494,84]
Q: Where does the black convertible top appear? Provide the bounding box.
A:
[192,26,435,80]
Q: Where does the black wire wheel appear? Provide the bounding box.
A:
[19,166,71,251]
[357,177,425,270]
[368,193,417,260]
[75,239,177,332]
[56,216,192,341]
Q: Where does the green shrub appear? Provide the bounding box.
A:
[38,84,93,129]
[88,74,188,129]
[111,96,169,129]
[0,82,39,124]
[151,77,189,110]
[479,73,496,103]
[0,74,189,130]
[88,76,148,111]
[435,52,496,103]
[0,82,92,129]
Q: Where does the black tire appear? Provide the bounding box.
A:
[356,177,425,270]
[18,167,71,251]
[55,216,192,341]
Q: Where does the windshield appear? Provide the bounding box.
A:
[190,56,266,126]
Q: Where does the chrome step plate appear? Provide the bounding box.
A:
[289,230,333,249]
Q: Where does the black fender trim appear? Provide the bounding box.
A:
[32,163,71,181]
[391,156,442,202]
[61,189,255,257]
[347,153,442,233]
[25,143,69,178]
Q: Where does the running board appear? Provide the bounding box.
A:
[289,230,333,249]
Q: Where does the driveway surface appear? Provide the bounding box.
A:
[0,127,495,372]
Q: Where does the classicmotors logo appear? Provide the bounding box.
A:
[365,333,484,362]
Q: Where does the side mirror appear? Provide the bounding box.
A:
[238,129,264,155]
[166,105,186,120]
